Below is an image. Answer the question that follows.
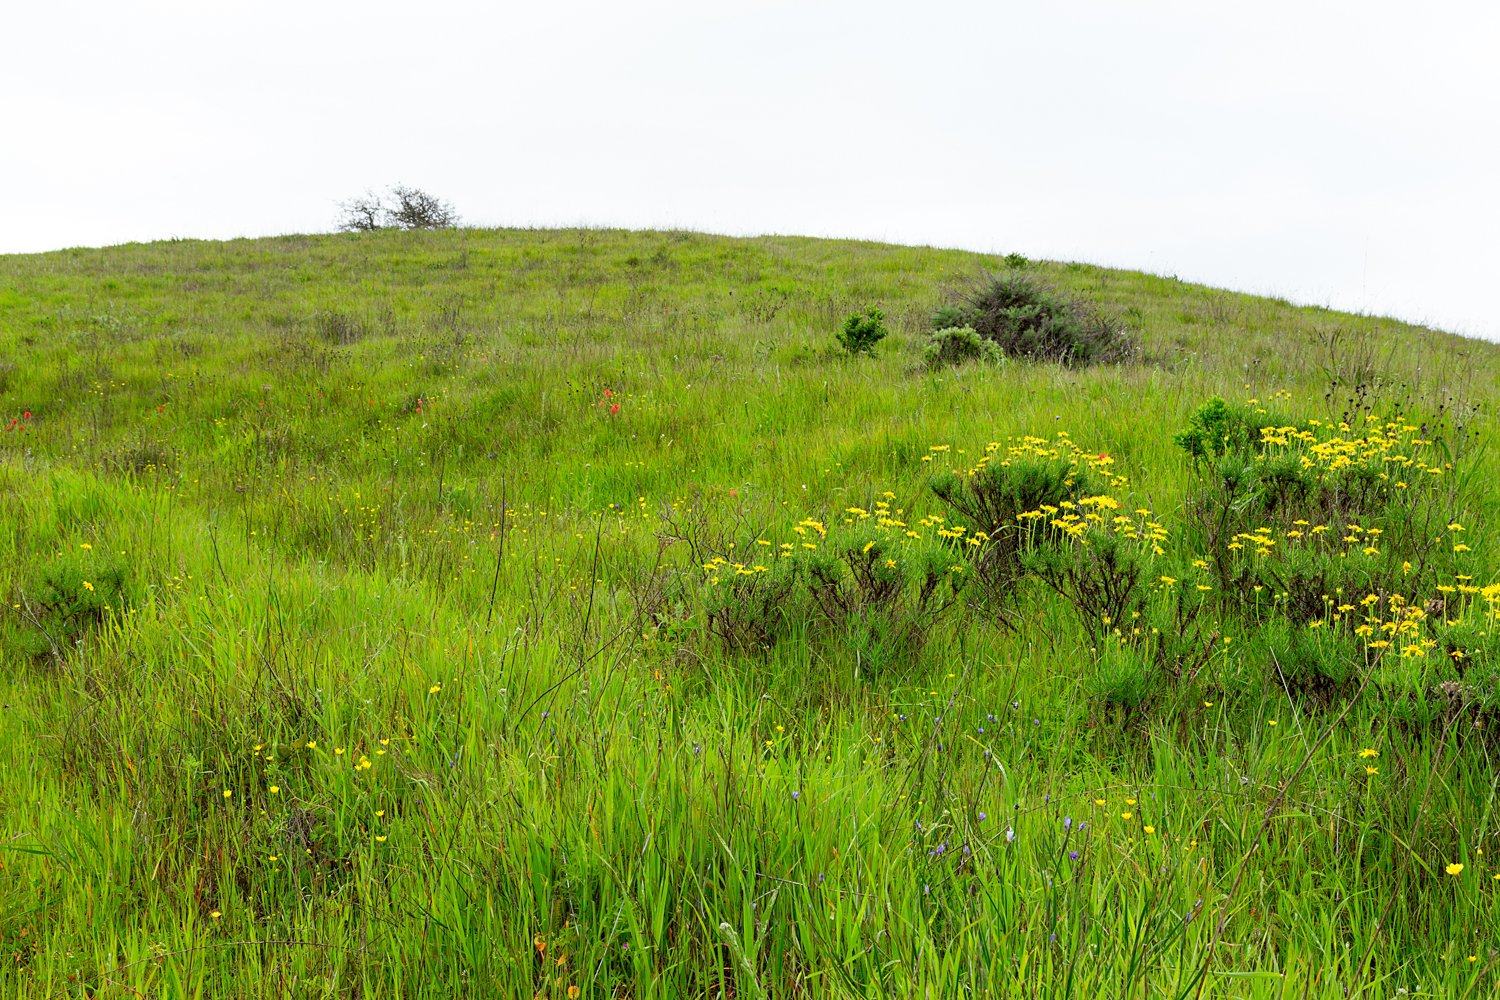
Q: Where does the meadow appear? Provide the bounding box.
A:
[1,226,1499,998]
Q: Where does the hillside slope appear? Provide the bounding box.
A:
[0,229,1497,998]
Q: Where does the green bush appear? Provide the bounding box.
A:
[1170,396,1282,463]
[3,551,132,663]
[698,524,968,679]
[930,272,1134,368]
[930,455,1096,597]
[921,326,1002,368]
[837,308,889,356]
[804,531,968,679]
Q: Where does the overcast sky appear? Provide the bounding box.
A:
[5,1,1497,339]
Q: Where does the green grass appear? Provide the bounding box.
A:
[1,226,1499,997]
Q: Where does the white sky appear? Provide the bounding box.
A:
[5,1,1498,339]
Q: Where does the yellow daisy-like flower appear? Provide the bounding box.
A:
[222,789,232,799]
[376,836,387,843]
[1121,812,1133,820]
[1144,826,1155,834]
[210,911,221,919]
[429,683,442,694]
[269,786,280,794]
[1095,798,1106,806]
[1447,862,1464,875]
[1358,748,1380,758]
[1365,767,1378,775]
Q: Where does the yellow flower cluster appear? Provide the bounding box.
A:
[1017,496,1165,554]
[1258,418,1448,483]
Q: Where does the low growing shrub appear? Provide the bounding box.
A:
[930,436,1123,599]
[697,516,969,679]
[930,271,1135,367]
[921,326,1001,369]
[3,550,132,663]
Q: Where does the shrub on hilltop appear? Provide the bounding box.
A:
[336,184,459,232]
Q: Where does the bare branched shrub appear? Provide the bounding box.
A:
[335,185,460,233]
[336,190,385,233]
[387,185,459,230]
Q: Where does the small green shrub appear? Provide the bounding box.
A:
[930,455,1097,598]
[3,551,132,663]
[1265,623,1361,701]
[702,559,800,652]
[931,272,1134,368]
[929,305,972,331]
[921,326,1002,369]
[1022,530,1147,645]
[837,309,888,357]
[698,524,968,678]
[1171,396,1271,463]
[804,532,968,679]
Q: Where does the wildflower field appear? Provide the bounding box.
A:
[1,227,1499,997]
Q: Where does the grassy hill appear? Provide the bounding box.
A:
[1,227,1498,997]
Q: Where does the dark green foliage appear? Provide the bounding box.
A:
[929,305,972,331]
[837,308,889,356]
[1022,530,1145,646]
[805,533,968,679]
[3,551,131,662]
[703,560,800,652]
[931,272,1134,367]
[1268,624,1360,700]
[1088,645,1160,717]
